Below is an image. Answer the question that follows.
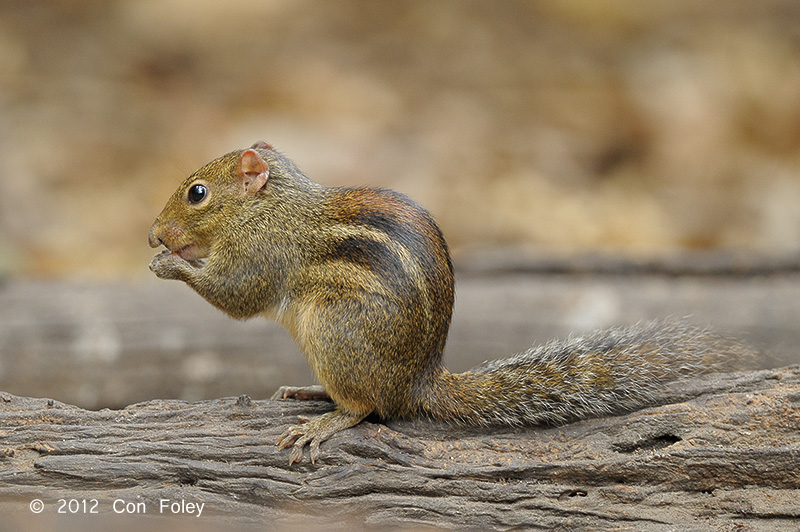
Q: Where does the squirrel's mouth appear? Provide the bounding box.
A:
[171,243,208,269]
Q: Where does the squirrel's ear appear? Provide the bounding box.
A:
[250,140,273,150]
[237,149,269,195]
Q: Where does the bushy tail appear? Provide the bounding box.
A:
[421,319,750,426]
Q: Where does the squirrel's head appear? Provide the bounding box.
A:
[148,141,273,267]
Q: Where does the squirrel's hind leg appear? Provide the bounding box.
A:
[276,408,367,465]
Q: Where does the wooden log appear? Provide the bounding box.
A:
[1,365,798,531]
[1,272,799,411]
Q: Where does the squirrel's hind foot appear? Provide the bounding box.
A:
[271,384,331,401]
[276,408,367,465]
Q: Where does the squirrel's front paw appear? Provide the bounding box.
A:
[149,250,191,280]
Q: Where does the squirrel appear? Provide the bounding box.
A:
[148,141,749,465]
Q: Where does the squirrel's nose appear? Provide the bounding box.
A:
[148,222,164,249]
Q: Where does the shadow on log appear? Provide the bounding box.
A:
[1,366,798,531]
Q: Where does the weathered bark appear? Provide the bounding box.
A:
[1,366,798,531]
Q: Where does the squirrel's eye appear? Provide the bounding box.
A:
[187,184,207,204]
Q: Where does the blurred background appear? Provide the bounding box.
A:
[2,0,800,277]
[0,0,799,409]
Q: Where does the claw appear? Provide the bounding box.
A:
[290,435,312,465]
[308,439,322,463]
[276,423,304,449]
